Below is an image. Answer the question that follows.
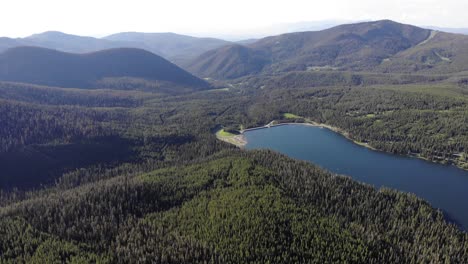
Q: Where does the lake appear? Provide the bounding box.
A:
[244,124,468,230]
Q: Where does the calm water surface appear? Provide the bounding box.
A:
[245,124,468,230]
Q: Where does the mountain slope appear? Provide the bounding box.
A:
[0,31,231,65]
[24,31,150,54]
[186,20,433,79]
[0,37,28,53]
[185,44,270,79]
[0,32,150,55]
[2,151,467,262]
[0,46,208,89]
[379,31,468,73]
[104,32,231,65]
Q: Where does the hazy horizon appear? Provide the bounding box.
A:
[4,19,468,42]
[2,0,468,39]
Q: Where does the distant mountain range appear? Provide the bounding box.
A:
[0,32,145,54]
[104,32,231,65]
[0,21,467,71]
[0,32,232,66]
[185,20,427,78]
[425,26,468,35]
[0,47,208,89]
[185,20,468,79]
[1,20,468,84]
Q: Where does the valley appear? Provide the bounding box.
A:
[0,20,468,262]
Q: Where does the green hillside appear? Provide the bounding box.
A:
[104,32,231,65]
[0,47,209,89]
[186,20,468,79]
[1,20,468,263]
[2,151,467,263]
[379,31,468,73]
[186,20,434,79]
[185,44,270,79]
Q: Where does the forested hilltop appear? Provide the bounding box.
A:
[0,47,209,89]
[2,150,468,263]
[0,31,231,65]
[235,71,468,169]
[1,69,467,262]
[0,20,468,262]
[186,20,468,79]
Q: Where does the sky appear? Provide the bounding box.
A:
[2,0,468,38]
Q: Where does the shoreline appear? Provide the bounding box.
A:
[215,129,247,147]
[217,120,467,171]
[238,121,376,149]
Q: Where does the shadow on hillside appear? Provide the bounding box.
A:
[0,136,138,190]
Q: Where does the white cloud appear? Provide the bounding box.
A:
[1,0,467,37]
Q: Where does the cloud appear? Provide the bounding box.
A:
[0,0,467,37]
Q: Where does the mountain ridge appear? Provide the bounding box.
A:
[0,46,209,89]
[0,31,232,65]
[104,32,231,65]
[185,20,468,79]
[186,20,431,78]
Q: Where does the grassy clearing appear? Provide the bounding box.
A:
[216,129,236,137]
[215,129,246,147]
[283,113,302,119]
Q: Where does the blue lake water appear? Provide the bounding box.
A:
[244,124,468,230]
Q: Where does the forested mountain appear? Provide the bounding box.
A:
[251,20,429,70]
[379,31,468,73]
[186,20,468,79]
[0,37,24,53]
[24,31,150,54]
[186,20,429,78]
[0,32,148,54]
[104,32,231,65]
[0,67,467,262]
[2,150,467,263]
[184,44,270,79]
[0,20,467,262]
[0,31,231,66]
[0,47,208,89]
